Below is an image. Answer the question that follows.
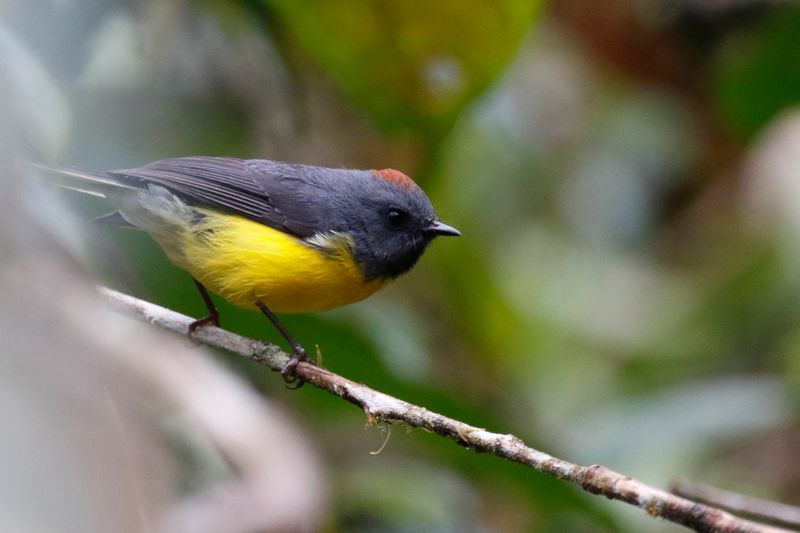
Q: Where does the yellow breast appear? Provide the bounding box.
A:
[159,210,387,313]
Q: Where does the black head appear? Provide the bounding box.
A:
[319,168,460,280]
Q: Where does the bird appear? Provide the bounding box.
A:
[42,156,460,383]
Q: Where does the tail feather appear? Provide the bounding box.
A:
[33,163,137,198]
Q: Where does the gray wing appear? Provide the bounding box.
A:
[107,156,324,237]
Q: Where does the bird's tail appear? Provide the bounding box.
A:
[32,163,136,199]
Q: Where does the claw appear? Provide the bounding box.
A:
[283,373,304,390]
[280,346,315,390]
[188,313,220,333]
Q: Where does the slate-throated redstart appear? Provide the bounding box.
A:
[43,157,460,383]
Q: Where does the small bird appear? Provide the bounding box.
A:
[44,157,460,382]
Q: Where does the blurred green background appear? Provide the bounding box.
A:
[5,0,800,531]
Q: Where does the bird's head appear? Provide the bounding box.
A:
[320,168,460,280]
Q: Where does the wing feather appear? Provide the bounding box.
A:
[107,157,322,237]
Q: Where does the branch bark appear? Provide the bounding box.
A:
[100,287,791,533]
[672,480,800,531]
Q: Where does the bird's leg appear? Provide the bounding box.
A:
[188,278,220,332]
[255,300,314,388]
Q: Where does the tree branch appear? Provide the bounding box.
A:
[100,287,790,533]
[672,480,800,531]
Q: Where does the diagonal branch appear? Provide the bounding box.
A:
[672,480,800,531]
[100,287,790,533]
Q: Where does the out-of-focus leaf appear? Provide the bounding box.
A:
[564,376,790,477]
[714,6,800,138]
[262,0,543,136]
[337,461,485,532]
[0,22,70,158]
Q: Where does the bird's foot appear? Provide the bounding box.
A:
[281,345,316,390]
[188,313,220,333]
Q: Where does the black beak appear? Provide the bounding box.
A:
[427,220,461,237]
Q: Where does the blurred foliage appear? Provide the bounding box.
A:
[259,0,544,138]
[714,5,800,138]
[6,0,800,531]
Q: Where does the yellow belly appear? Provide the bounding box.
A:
[157,210,387,313]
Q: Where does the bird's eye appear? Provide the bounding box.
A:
[386,209,408,228]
